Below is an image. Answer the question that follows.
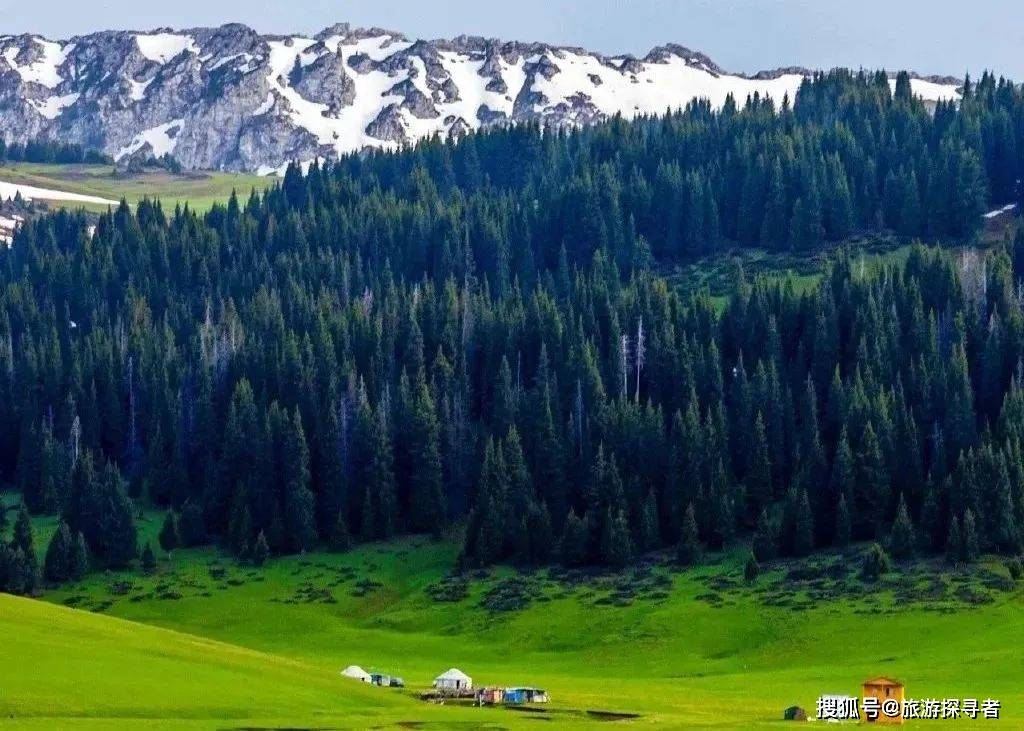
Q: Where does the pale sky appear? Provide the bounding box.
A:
[3,0,1023,79]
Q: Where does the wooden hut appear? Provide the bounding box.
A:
[861,676,905,725]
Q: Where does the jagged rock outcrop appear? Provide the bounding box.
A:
[292,49,357,114]
[0,22,962,173]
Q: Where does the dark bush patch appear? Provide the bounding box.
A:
[425,575,469,603]
[979,571,1014,592]
[786,564,826,581]
[954,585,994,605]
[706,575,738,591]
[350,578,382,597]
[479,576,542,612]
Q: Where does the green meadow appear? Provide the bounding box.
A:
[0,592,489,730]
[3,226,1022,728]
[3,225,1022,726]
[2,512,1017,729]
[0,162,273,213]
[667,225,1017,312]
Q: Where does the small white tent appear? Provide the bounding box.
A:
[433,668,473,691]
[341,665,371,682]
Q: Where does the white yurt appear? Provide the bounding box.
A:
[433,668,473,691]
[341,665,371,682]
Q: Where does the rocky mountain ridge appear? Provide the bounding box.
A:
[0,22,962,173]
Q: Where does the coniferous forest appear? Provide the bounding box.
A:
[0,137,111,166]
[2,69,1024,591]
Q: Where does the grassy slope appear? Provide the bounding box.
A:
[0,592,486,730]
[4,220,1022,727]
[0,163,273,213]
[670,227,1018,312]
[31,531,1024,729]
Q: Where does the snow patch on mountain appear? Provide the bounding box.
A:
[263,34,409,155]
[0,180,117,205]
[0,22,965,172]
[252,92,276,116]
[29,92,79,119]
[134,33,199,64]
[320,33,412,61]
[530,51,806,121]
[116,119,185,159]
[209,52,254,71]
[3,39,69,88]
[898,77,960,102]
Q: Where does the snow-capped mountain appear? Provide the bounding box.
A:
[0,23,962,173]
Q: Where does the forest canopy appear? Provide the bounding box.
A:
[0,137,111,166]
[1,68,1024,589]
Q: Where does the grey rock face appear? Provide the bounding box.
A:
[366,104,406,143]
[396,82,439,119]
[476,105,507,125]
[447,116,471,138]
[293,49,356,113]
[0,23,961,173]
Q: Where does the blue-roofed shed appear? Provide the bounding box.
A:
[504,687,549,704]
